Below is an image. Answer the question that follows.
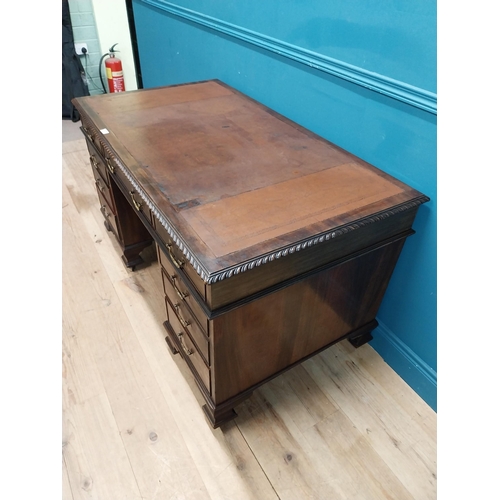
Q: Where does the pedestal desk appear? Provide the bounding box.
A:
[72,80,429,428]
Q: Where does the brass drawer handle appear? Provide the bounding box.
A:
[83,127,94,142]
[177,332,193,356]
[174,303,191,328]
[90,155,99,170]
[170,275,189,300]
[129,191,142,211]
[167,244,184,269]
[106,157,115,174]
[95,179,105,193]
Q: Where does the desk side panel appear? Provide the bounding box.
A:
[210,236,407,404]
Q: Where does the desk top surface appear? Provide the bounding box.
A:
[74,80,428,280]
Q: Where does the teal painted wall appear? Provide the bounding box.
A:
[132,0,437,410]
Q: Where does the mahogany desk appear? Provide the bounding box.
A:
[73,80,429,428]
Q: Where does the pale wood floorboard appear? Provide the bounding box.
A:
[62,138,437,499]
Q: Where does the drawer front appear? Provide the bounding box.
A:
[159,248,208,330]
[162,269,209,364]
[81,121,106,158]
[154,219,206,300]
[91,164,114,212]
[86,139,109,186]
[166,300,210,391]
[97,190,119,236]
[106,157,153,228]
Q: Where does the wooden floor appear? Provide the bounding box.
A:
[62,137,437,500]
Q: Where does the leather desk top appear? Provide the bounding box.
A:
[73,80,428,282]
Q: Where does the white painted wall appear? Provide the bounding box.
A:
[92,0,138,91]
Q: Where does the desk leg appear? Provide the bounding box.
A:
[348,320,378,348]
[202,404,238,429]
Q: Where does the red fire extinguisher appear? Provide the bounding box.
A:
[104,44,125,93]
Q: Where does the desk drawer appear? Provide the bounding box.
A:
[92,165,114,212]
[163,270,209,364]
[166,300,210,391]
[106,157,153,227]
[81,122,105,158]
[154,219,206,300]
[159,248,208,330]
[97,190,119,236]
[86,141,109,187]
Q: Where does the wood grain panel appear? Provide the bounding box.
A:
[211,237,406,404]
[182,162,402,256]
